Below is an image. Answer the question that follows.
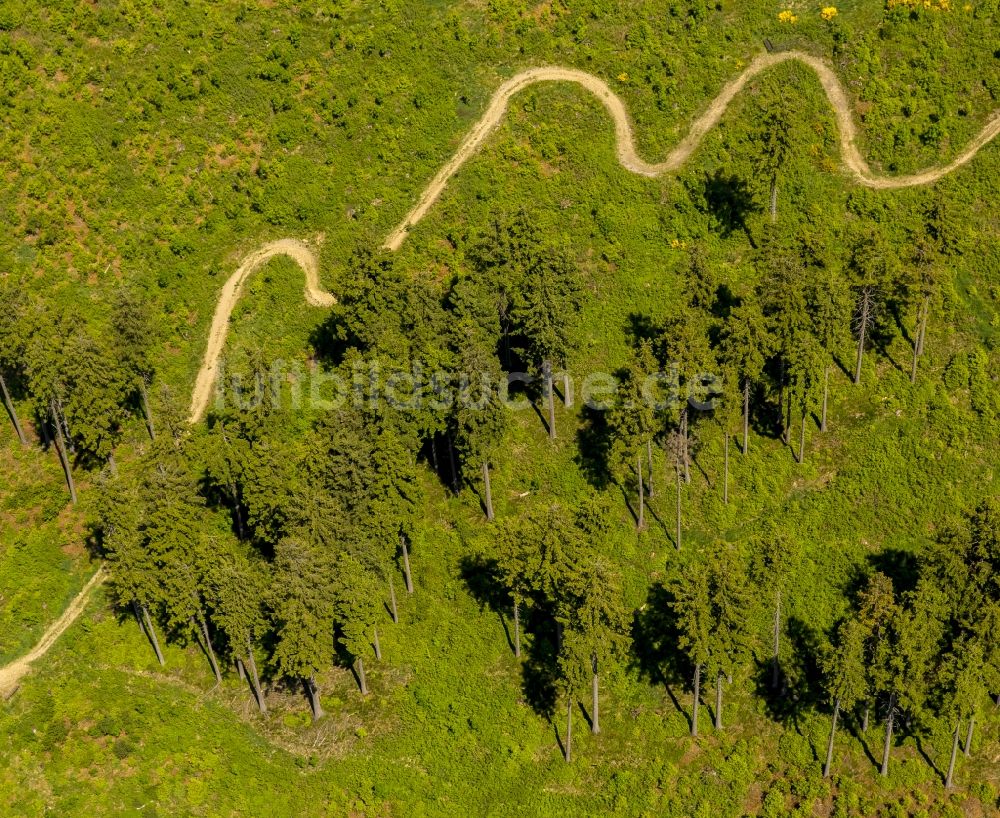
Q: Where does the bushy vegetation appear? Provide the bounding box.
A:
[2,0,1000,816]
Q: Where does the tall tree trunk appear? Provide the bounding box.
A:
[51,402,77,504]
[723,427,730,504]
[236,656,246,682]
[681,409,690,484]
[591,663,600,735]
[447,434,459,492]
[692,663,701,737]
[400,535,414,594]
[715,672,723,730]
[388,575,399,624]
[195,615,222,684]
[373,626,382,660]
[916,295,929,357]
[482,459,494,521]
[542,361,556,440]
[964,715,974,757]
[563,371,572,408]
[139,379,155,440]
[245,640,267,714]
[862,701,870,733]
[946,721,961,788]
[910,320,921,384]
[798,406,806,464]
[357,657,369,695]
[636,452,645,530]
[742,378,750,454]
[675,464,682,550]
[823,697,840,778]
[854,291,870,385]
[646,439,654,498]
[769,175,778,223]
[880,693,895,777]
[0,372,26,445]
[108,450,118,477]
[306,674,324,721]
[565,692,573,762]
[513,599,521,658]
[140,604,165,666]
[772,589,781,690]
[821,365,829,432]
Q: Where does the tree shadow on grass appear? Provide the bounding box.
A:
[630,583,692,728]
[576,404,614,490]
[458,553,559,717]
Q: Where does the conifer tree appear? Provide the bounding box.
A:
[720,298,770,455]
[672,562,713,737]
[820,618,867,777]
[110,286,158,439]
[332,552,383,696]
[0,279,29,445]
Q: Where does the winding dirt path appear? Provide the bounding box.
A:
[5,51,999,692]
[188,238,334,423]
[190,51,1000,422]
[0,568,105,698]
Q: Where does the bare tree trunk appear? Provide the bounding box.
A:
[772,590,781,690]
[236,656,246,682]
[245,641,267,714]
[646,439,654,498]
[723,427,730,504]
[769,176,778,223]
[400,535,414,594]
[562,371,572,408]
[855,291,870,385]
[545,360,556,440]
[916,295,929,357]
[482,459,494,521]
[51,401,77,504]
[880,693,895,777]
[140,604,165,666]
[513,599,521,658]
[715,672,723,730]
[821,365,829,432]
[0,372,26,445]
[681,409,690,484]
[946,721,960,788]
[798,406,806,464]
[692,663,701,737]
[447,434,459,492]
[373,626,382,660]
[591,660,600,734]
[964,716,974,757]
[306,674,324,721]
[636,452,645,530]
[564,693,573,762]
[862,702,870,733]
[675,465,682,550]
[742,379,750,454]
[823,697,840,777]
[357,657,369,695]
[388,575,399,624]
[195,616,222,684]
[139,379,155,440]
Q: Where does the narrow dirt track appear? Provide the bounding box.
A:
[188,238,334,423]
[0,568,105,698]
[382,51,1000,250]
[5,51,999,694]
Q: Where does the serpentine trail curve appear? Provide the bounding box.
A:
[189,51,1000,422]
[4,52,1000,695]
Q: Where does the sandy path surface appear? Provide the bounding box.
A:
[0,568,105,698]
[382,51,1000,249]
[6,52,998,695]
[188,238,334,423]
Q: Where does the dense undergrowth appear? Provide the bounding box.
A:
[2,0,1000,816]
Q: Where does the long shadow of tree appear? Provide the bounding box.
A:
[630,583,692,725]
[458,554,559,717]
[691,169,760,242]
[575,403,614,490]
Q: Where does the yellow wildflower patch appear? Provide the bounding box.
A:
[778,9,798,22]
[821,6,838,19]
